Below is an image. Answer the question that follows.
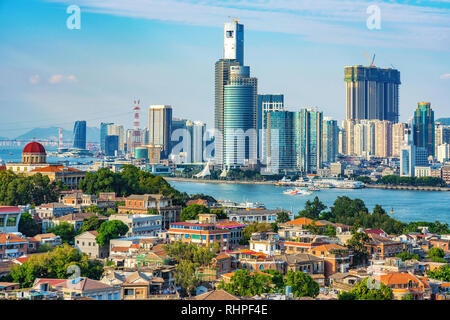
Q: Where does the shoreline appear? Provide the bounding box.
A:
[165,177,450,191]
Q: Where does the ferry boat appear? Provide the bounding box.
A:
[283,188,312,196]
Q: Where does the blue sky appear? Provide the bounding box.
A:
[0,0,449,138]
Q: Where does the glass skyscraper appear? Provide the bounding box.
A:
[223,66,257,167]
[73,120,86,150]
[100,122,113,152]
[323,117,339,164]
[149,105,172,159]
[413,102,435,157]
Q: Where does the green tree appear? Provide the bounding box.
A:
[338,291,357,300]
[427,264,450,282]
[18,211,41,237]
[239,222,273,245]
[210,208,227,220]
[276,211,291,223]
[350,277,392,300]
[48,222,76,244]
[296,196,327,220]
[9,244,103,288]
[347,232,371,267]
[402,293,414,300]
[427,247,445,259]
[78,215,104,234]
[217,269,272,297]
[396,252,420,261]
[95,220,129,247]
[283,270,320,298]
[180,204,210,221]
[147,208,158,215]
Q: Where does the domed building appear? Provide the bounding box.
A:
[22,141,47,164]
[4,141,85,188]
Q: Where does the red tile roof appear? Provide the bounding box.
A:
[0,206,22,213]
[0,233,27,244]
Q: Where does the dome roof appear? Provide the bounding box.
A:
[23,142,46,154]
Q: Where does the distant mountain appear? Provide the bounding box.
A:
[15,126,100,143]
[437,118,450,125]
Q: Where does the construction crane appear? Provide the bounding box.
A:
[364,51,376,67]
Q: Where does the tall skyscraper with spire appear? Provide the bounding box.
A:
[215,19,255,168]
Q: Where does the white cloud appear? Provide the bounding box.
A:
[440,73,450,79]
[45,0,450,51]
[48,74,77,84]
[29,74,40,84]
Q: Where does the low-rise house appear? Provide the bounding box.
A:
[329,273,364,292]
[215,220,246,248]
[187,289,240,300]
[53,212,108,232]
[0,206,23,233]
[227,249,285,273]
[283,235,329,254]
[118,194,181,230]
[280,217,327,235]
[74,231,109,259]
[249,232,281,256]
[378,272,431,300]
[429,239,450,253]
[35,202,74,220]
[61,192,115,211]
[109,214,162,237]
[309,243,352,277]
[121,271,166,299]
[0,233,29,259]
[227,209,292,224]
[276,253,325,285]
[212,254,232,276]
[33,277,121,300]
[367,257,419,276]
[366,234,404,259]
[167,219,230,251]
[0,282,19,291]
[30,233,62,247]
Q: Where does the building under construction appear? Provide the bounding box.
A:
[345,63,401,124]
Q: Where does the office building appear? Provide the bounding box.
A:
[100,122,113,153]
[344,65,400,123]
[73,120,87,150]
[192,121,206,163]
[266,111,298,171]
[149,105,172,159]
[400,145,428,177]
[258,94,284,163]
[223,65,257,167]
[437,143,450,163]
[413,102,435,157]
[435,123,450,156]
[105,135,119,157]
[107,124,125,153]
[322,118,339,164]
[298,108,323,173]
[223,20,244,64]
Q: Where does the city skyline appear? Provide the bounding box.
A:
[1,0,450,139]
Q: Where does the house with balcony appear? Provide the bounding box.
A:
[309,243,352,278]
[227,249,285,274]
[378,272,431,300]
[0,233,29,259]
[109,214,162,237]
[227,209,292,224]
[249,232,281,256]
[118,194,181,230]
[366,234,404,259]
[279,217,327,237]
[283,235,330,254]
[31,233,62,247]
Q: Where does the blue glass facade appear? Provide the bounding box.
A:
[73,120,87,150]
[413,102,435,157]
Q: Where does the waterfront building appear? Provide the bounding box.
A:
[227,209,293,224]
[100,122,113,153]
[117,194,181,230]
[375,120,393,158]
[266,111,298,171]
[107,124,125,153]
[149,105,172,159]
[298,108,323,173]
[223,65,257,167]
[258,94,285,162]
[413,102,435,157]
[400,145,429,177]
[322,117,339,164]
[435,123,450,156]
[344,65,400,123]
[0,206,23,234]
[73,120,87,150]
[192,121,206,163]
[437,143,450,163]
[392,122,408,158]
[105,135,119,157]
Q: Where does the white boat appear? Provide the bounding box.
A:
[283,188,312,196]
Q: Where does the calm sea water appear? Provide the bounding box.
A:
[0,147,97,165]
[169,181,450,224]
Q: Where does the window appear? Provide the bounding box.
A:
[226,30,234,38]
